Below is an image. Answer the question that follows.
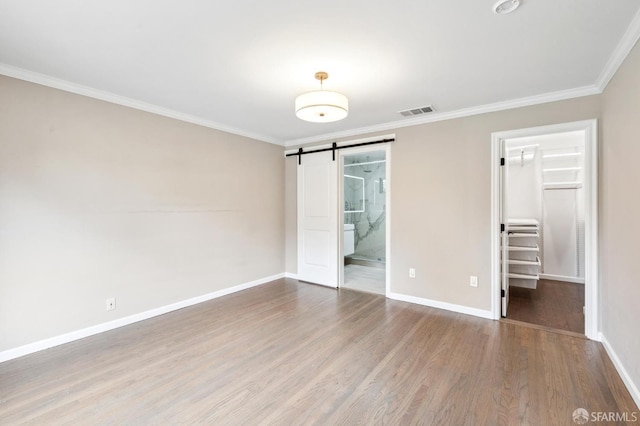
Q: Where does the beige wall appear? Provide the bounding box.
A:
[0,76,284,351]
[601,40,640,393]
[286,96,601,311]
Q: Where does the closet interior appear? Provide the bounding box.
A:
[503,130,586,333]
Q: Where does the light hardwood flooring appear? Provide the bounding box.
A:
[1,278,636,424]
[508,279,585,334]
[343,264,386,295]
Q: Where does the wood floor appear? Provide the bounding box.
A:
[508,279,585,334]
[1,279,636,424]
[343,264,386,295]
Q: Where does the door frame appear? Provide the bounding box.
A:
[499,139,510,317]
[490,119,599,340]
[338,140,391,296]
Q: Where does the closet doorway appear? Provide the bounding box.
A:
[491,120,598,339]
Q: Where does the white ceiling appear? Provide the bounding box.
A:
[1,1,639,146]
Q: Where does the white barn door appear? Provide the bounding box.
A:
[297,151,338,287]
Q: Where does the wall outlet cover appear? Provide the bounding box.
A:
[106,297,116,311]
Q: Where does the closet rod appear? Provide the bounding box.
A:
[543,167,581,172]
[507,144,539,151]
[543,152,581,159]
[544,182,583,190]
[286,138,395,164]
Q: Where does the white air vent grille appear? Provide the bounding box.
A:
[399,105,434,117]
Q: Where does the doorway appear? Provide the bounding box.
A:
[341,149,387,295]
[295,135,392,295]
[491,120,598,339]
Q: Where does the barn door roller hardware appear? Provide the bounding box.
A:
[286,138,395,165]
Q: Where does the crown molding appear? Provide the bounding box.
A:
[0,63,284,146]
[595,7,640,91]
[284,84,600,147]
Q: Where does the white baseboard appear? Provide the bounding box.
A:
[539,273,585,284]
[387,292,494,320]
[600,333,640,409]
[285,272,299,280]
[0,273,284,364]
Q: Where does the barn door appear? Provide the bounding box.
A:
[297,151,338,287]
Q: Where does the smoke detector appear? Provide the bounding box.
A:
[493,0,520,14]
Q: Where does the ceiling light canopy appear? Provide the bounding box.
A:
[493,0,521,14]
[295,72,348,123]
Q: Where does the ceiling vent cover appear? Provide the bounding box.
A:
[399,105,434,117]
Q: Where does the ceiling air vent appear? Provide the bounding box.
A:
[399,105,434,117]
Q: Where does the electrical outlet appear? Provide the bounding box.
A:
[409,268,416,278]
[470,276,478,287]
[106,297,116,311]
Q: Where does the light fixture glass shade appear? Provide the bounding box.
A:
[295,90,349,123]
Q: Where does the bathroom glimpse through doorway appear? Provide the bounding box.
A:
[339,145,390,296]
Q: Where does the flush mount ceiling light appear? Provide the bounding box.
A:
[295,72,348,123]
[493,0,521,14]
